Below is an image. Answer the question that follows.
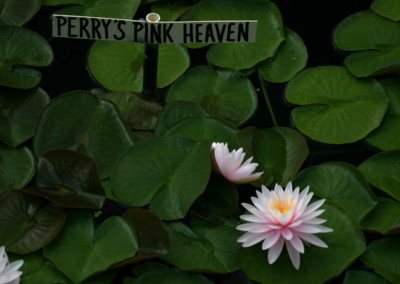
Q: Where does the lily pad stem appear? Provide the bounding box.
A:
[258,73,278,127]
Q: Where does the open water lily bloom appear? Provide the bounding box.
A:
[0,246,23,284]
[237,182,333,270]
[211,142,263,184]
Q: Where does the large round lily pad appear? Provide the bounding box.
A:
[43,0,141,19]
[258,28,308,83]
[358,150,400,201]
[167,65,257,126]
[33,91,134,179]
[0,25,53,89]
[366,78,400,150]
[44,210,139,284]
[360,236,400,283]
[333,11,400,77]
[0,144,35,193]
[89,41,190,92]
[0,87,49,148]
[343,270,390,284]
[285,66,388,144]
[294,162,377,223]
[0,191,65,254]
[181,0,285,70]
[239,203,366,284]
[0,0,41,26]
[111,136,211,220]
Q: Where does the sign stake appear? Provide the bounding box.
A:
[143,13,161,100]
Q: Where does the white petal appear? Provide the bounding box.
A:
[289,233,304,253]
[291,224,323,234]
[297,232,329,248]
[262,230,281,250]
[303,218,327,225]
[236,223,271,233]
[240,214,266,223]
[281,228,293,240]
[241,232,269,247]
[267,237,285,264]
[285,240,301,270]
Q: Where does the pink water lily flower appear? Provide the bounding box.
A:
[211,142,263,184]
[0,246,23,284]
[237,182,333,269]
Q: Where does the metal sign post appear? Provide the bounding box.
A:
[143,13,160,99]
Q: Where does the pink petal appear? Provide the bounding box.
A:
[281,228,293,240]
[289,233,304,253]
[297,232,329,248]
[239,214,266,223]
[236,223,272,233]
[262,230,281,250]
[291,224,323,234]
[285,240,301,270]
[240,232,270,247]
[268,237,285,264]
[303,218,327,225]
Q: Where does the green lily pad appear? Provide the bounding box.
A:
[167,65,257,125]
[0,0,41,26]
[154,101,209,137]
[360,197,400,234]
[181,0,285,70]
[151,0,191,21]
[333,11,400,77]
[33,91,134,179]
[358,150,400,201]
[88,41,190,92]
[191,174,239,223]
[129,263,214,284]
[122,208,169,258]
[237,126,309,187]
[27,149,106,209]
[43,0,141,19]
[164,116,238,147]
[366,78,400,150]
[17,251,72,284]
[111,136,211,220]
[343,270,390,284]
[285,66,388,144]
[360,236,400,283]
[371,0,400,21]
[0,87,50,148]
[240,203,366,284]
[0,144,35,192]
[258,28,308,83]
[44,210,139,284]
[162,219,241,273]
[0,25,53,89]
[0,191,65,254]
[294,162,377,223]
[98,91,162,130]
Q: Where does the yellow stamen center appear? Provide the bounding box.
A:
[270,196,294,214]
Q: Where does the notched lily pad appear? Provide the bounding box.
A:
[0,191,65,254]
[333,10,400,77]
[43,0,141,19]
[358,150,400,201]
[361,197,400,234]
[0,87,50,148]
[33,91,134,179]
[0,0,41,26]
[26,149,106,209]
[111,136,211,220]
[0,25,53,89]
[181,0,285,70]
[366,78,400,150]
[167,65,257,126]
[258,27,308,83]
[0,144,36,193]
[371,0,400,21]
[89,41,190,92]
[285,66,388,144]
